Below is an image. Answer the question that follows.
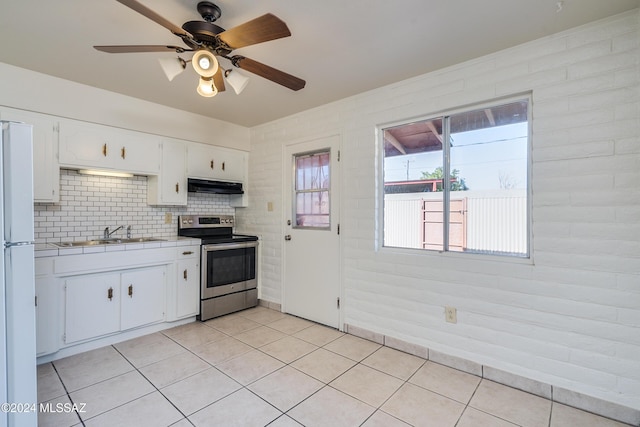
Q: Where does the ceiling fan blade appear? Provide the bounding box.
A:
[231,56,305,91]
[94,45,190,53]
[218,14,291,49]
[116,0,190,37]
[213,68,226,92]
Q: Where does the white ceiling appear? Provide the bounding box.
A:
[0,0,638,127]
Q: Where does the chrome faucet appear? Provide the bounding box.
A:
[103,225,123,239]
[126,225,132,239]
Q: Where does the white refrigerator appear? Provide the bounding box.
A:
[1,121,37,427]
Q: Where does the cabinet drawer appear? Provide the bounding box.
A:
[177,246,200,259]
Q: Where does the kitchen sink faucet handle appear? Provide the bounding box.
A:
[127,225,132,239]
[104,225,123,239]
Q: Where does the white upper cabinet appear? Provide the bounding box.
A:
[58,119,160,175]
[0,108,60,203]
[187,142,246,183]
[148,138,187,206]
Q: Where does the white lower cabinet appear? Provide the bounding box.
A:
[35,245,201,360]
[65,272,121,344]
[35,276,60,356]
[120,267,165,330]
[175,246,200,319]
[64,266,166,344]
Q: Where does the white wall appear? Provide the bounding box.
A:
[238,10,640,412]
[0,63,249,150]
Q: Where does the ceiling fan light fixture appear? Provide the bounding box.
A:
[197,76,218,97]
[158,57,186,81]
[224,69,250,94]
[192,49,219,78]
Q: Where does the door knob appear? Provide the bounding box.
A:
[284,235,292,241]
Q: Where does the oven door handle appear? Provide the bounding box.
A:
[202,241,258,251]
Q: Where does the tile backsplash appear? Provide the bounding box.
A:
[34,169,235,244]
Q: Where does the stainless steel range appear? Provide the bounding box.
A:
[177,215,258,321]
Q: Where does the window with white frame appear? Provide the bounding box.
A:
[382,97,530,257]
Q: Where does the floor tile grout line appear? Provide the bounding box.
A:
[51,313,462,426]
[49,361,86,427]
[155,329,260,421]
[452,379,483,427]
[155,317,346,424]
[244,314,505,426]
[44,308,636,427]
[214,312,430,426]
[75,344,189,424]
[52,345,138,392]
[175,312,325,425]
[111,331,262,425]
[204,312,381,425]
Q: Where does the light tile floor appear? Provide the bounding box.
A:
[37,306,632,427]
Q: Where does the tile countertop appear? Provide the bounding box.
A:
[35,237,201,258]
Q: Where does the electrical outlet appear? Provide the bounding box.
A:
[164,212,172,224]
[445,306,457,323]
[267,201,274,212]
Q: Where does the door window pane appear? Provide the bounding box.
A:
[294,150,330,228]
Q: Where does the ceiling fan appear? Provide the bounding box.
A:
[94,0,306,97]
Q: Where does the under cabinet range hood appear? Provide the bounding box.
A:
[187,178,244,195]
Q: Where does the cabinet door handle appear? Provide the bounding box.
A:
[182,251,193,255]
[175,182,180,193]
[102,143,108,157]
[128,284,133,297]
[108,287,113,301]
[183,269,188,280]
[210,160,214,170]
[121,146,126,159]
[222,161,225,171]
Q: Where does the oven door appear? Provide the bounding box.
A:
[201,241,257,300]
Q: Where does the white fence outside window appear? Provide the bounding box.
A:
[384,189,527,255]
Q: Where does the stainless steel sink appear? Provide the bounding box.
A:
[50,237,166,248]
[119,237,166,243]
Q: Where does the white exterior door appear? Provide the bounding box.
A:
[283,135,341,328]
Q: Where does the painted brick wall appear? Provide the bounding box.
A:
[34,168,234,244]
[237,11,640,410]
